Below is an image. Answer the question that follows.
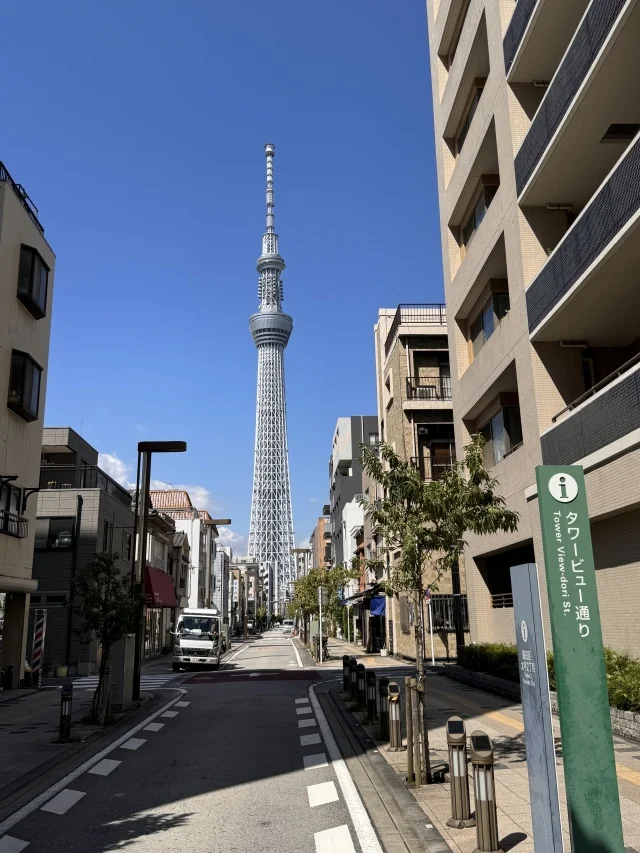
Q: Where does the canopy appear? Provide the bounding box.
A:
[144,566,178,608]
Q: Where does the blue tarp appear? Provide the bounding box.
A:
[370,595,386,616]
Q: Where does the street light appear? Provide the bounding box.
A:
[132,440,187,701]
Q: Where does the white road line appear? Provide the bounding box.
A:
[314,825,356,852]
[295,698,310,705]
[309,685,384,853]
[143,722,165,732]
[307,781,339,808]
[0,688,185,838]
[298,719,316,729]
[175,701,190,707]
[296,707,313,715]
[0,836,29,852]
[88,759,121,777]
[290,638,303,668]
[300,733,322,746]
[303,753,328,770]
[119,737,146,751]
[249,673,260,677]
[40,789,86,815]
[160,711,179,718]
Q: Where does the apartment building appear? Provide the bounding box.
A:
[309,512,332,569]
[373,306,468,660]
[425,0,640,655]
[0,164,56,687]
[212,545,231,624]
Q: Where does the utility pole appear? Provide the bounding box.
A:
[243,569,248,641]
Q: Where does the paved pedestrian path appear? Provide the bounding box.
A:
[324,638,407,668]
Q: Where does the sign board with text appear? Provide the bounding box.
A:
[535,465,623,851]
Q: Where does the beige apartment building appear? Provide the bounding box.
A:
[373,305,469,661]
[0,164,55,687]
[425,0,640,655]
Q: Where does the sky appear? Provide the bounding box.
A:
[1,0,444,551]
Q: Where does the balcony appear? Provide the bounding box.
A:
[384,304,447,357]
[503,0,537,73]
[0,162,44,233]
[406,375,452,402]
[541,355,640,465]
[427,594,469,632]
[0,509,28,539]
[410,455,455,481]
[491,593,514,609]
[39,465,132,508]
[527,135,640,338]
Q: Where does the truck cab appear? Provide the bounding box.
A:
[173,607,222,671]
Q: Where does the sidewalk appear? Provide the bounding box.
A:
[324,637,410,668]
[340,670,640,852]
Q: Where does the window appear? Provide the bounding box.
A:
[455,84,485,155]
[34,517,75,550]
[17,245,49,319]
[480,407,523,467]
[470,291,510,357]
[0,483,24,537]
[7,350,42,423]
[445,0,471,68]
[124,532,132,561]
[461,184,498,249]
[103,520,113,553]
[368,432,379,445]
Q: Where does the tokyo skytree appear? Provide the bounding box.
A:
[248,144,295,611]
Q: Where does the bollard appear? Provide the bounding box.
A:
[349,658,358,701]
[59,679,73,742]
[342,654,350,693]
[387,681,403,751]
[356,663,366,711]
[446,716,475,828]
[366,670,377,721]
[470,730,501,852]
[379,677,389,739]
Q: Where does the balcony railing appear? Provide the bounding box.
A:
[410,455,455,481]
[428,594,469,632]
[385,304,447,356]
[503,0,538,73]
[515,0,626,196]
[491,593,514,609]
[39,465,132,508]
[406,375,452,401]
[0,162,44,233]
[0,510,28,539]
[527,135,640,334]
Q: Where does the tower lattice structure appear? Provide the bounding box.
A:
[248,144,295,611]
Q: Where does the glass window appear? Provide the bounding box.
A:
[7,350,42,422]
[17,245,49,319]
[469,292,510,358]
[34,517,75,550]
[480,407,523,467]
[124,532,132,561]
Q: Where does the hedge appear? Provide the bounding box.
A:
[457,643,640,713]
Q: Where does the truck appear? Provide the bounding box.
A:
[172,607,227,672]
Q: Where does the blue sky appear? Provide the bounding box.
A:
[1,0,443,550]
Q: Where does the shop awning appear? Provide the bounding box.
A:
[144,566,177,608]
[341,583,384,605]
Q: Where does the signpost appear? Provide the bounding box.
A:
[318,586,328,664]
[536,465,623,851]
[510,563,563,853]
[425,588,435,666]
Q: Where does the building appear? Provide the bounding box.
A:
[172,531,191,610]
[31,428,134,676]
[373,306,467,660]
[309,513,332,570]
[212,545,231,625]
[291,547,312,580]
[0,163,56,688]
[248,144,296,612]
[144,510,179,659]
[425,0,640,655]
[329,416,378,567]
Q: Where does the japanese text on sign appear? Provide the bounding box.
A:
[553,509,590,638]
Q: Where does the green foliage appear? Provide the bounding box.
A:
[292,564,360,634]
[458,643,520,683]
[285,601,297,619]
[603,648,640,712]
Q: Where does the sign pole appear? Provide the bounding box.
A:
[31,608,47,689]
[425,589,435,667]
[318,586,323,664]
[536,465,623,852]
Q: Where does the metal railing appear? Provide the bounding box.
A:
[385,304,447,356]
[552,350,640,424]
[0,510,28,539]
[491,593,514,609]
[428,594,469,631]
[39,465,132,507]
[503,0,538,73]
[0,162,44,233]
[406,375,452,401]
[410,455,455,481]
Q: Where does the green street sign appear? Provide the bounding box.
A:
[536,465,623,852]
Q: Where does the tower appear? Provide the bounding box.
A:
[248,144,295,615]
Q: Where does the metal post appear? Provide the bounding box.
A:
[379,677,389,739]
[59,679,73,742]
[31,608,47,689]
[366,670,377,721]
[387,681,403,751]
[470,731,500,852]
[133,450,151,702]
[319,589,323,664]
[428,595,435,667]
[446,716,475,828]
[342,654,350,693]
[349,658,358,701]
[451,552,465,658]
[405,676,414,786]
[411,677,424,786]
[356,663,366,711]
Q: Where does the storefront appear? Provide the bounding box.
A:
[144,566,178,659]
[341,585,386,652]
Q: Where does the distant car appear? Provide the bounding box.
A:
[282,619,294,635]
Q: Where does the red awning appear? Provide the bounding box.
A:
[144,566,178,608]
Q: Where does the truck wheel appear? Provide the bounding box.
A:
[172,663,180,672]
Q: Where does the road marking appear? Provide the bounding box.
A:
[40,789,86,815]
[295,698,310,705]
[297,707,313,715]
[249,673,260,677]
[0,689,185,838]
[161,711,179,718]
[308,781,339,808]
[119,738,146,751]
[310,686,384,853]
[291,638,303,668]
[303,753,328,770]
[314,825,356,852]
[0,836,29,852]
[175,701,190,707]
[143,722,165,732]
[301,733,322,746]
[88,759,121,777]
[299,719,317,729]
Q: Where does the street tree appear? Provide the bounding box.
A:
[292,564,360,643]
[69,552,137,725]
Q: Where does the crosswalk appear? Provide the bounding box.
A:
[72,673,174,692]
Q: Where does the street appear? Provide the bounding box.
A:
[0,632,385,853]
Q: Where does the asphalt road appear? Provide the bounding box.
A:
[0,632,382,853]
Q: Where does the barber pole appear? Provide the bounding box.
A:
[31,608,47,688]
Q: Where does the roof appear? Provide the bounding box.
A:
[198,509,215,524]
[149,490,193,510]
[162,509,198,520]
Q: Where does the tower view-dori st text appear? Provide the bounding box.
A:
[0,5,639,853]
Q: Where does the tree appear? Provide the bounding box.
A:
[256,605,267,629]
[69,552,137,725]
[292,564,360,643]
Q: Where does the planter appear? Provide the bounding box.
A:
[55,665,68,678]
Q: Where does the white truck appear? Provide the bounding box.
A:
[172,607,227,671]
